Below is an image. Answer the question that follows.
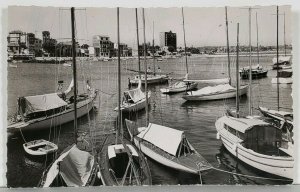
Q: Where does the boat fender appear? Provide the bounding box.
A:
[216,132,220,140]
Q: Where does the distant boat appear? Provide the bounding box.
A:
[239,64,268,79]
[23,139,58,156]
[271,69,292,84]
[125,120,211,174]
[130,74,168,85]
[215,115,293,179]
[9,64,18,68]
[272,56,291,69]
[63,62,72,67]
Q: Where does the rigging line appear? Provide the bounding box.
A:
[209,166,292,182]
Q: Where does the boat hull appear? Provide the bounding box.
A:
[130,75,168,85]
[271,77,292,84]
[23,139,58,156]
[115,94,151,113]
[218,132,293,179]
[240,70,268,79]
[160,82,198,94]
[182,85,248,101]
[8,92,97,132]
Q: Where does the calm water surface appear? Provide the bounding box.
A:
[7,55,293,187]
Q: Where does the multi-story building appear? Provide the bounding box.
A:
[7,30,27,55]
[159,31,177,51]
[93,35,114,57]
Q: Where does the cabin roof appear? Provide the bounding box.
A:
[220,116,270,133]
[137,123,184,156]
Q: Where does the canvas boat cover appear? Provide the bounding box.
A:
[188,83,235,96]
[125,87,145,103]
[21,93,67,116]
[272,56,291,64]
[137,123,184,156]
[43,144,94,187]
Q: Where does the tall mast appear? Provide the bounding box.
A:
[182,7,188,74]
[256,12,259,65]
[225,6,231,85]
[142,8,149,126]
[248,7,253,116]
[276,6,280,111]
[236,23,240,118]
[152,21,156,76]
[116,7,122,144]
[71,7,78,144]
[284,12,286,56]
[135,8,141,79]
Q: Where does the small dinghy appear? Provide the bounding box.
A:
[23,139,58,156]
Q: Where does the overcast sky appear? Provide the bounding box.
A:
[8,5,291,48]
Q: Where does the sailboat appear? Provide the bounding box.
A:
[125,8,211,176]
[38,8,99,187]
[182,7,248,101]
[215,11,294,180]
[129,22,168,85]
[98,8,152,186]
[160,8,198,94]
[115,9,150,112]
[239,12,268,80]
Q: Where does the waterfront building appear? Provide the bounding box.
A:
[93,35,114,57]
[159,31,177,51]
[7,30,27,55]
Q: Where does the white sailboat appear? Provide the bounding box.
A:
[98,8,152,186]
[271,69,292,84]
[115,11,150,112]
[38,8,99,187]
[183,7,248,101]
[125,8,211,176]
[160,8,198,94]
[216,10,294,180]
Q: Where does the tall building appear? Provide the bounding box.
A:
[93,35,114,57]
[159,31,177,50]
[7,30,27,55]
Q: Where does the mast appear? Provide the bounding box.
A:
[248,7,253,116]
[143,8,149,125]
[225,6,231,85]
[71,7,78,144]
[116,7,122,143]
[152,21,156,76]
[256,12,259,65]
[135,8,141,79]
[182,7,188,74]
[276,6,280,111]
[284,12,286,56]
[236,23,240,118]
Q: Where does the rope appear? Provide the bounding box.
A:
[209,165,292,182]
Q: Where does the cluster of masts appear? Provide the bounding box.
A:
[8,6,294,187]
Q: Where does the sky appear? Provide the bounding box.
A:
[7,5,291,49]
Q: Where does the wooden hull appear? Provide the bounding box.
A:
[130,75,168,85]
[271,77,292,84]
[23,139,58,156]
[160,82,198,94]
[182,85,248,101]
[218,131,293,179]
[240,70,268,79]
[8,92,97,132]
[115,94,150,113]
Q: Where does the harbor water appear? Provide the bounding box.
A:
[6,55,293,187]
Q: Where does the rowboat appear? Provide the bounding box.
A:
[7,89,97,132]
[125,119,211,174]
[39,144,99,187]
[215,115,294,179]
[23,139,58,156]
[182,84,248,101]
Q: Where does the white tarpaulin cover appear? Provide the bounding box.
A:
[23,93,67,115]
[137,123,184,156]
[42,144,94,187]
[188,83,235,96]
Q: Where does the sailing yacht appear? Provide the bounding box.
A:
[182,7,248,101]
[216,11,294,180]
[160,8,198,94]
[98,8,152,186]
[38,7,99,187]
[125,8,211,177]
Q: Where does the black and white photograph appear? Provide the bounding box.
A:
[2,2,297,188]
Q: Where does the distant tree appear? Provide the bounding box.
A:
[168,46,175,53]
[43,38,57,56]
[81,44,89,49]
